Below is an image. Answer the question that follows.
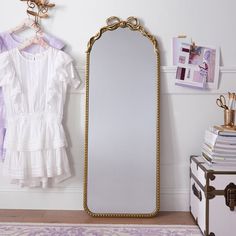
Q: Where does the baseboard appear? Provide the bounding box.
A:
[0,186,189,211]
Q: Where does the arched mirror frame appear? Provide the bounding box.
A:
[84,16,161,217]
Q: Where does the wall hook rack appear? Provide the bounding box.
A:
[20,0,55,25]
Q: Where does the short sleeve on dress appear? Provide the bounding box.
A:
[56,51,81,89]
[44,33,66,50]
[0,52,14,86]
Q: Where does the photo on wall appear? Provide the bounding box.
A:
[175,42,220,89]
[172,36,191,65]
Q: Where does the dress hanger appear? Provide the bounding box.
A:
[12,18,49,51]
[17,20,49,51]
[14,0,56,51]
[18,35,49,51]
[9,18,42,35]
[15,18,49,51]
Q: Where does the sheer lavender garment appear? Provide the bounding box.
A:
[0,31,65,161]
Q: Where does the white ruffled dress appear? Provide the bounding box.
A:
[0,47,80,188]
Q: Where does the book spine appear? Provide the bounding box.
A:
[204,129,218,146]
[202,152,236,165]
[212,126,236,137]
[202,145,236,158]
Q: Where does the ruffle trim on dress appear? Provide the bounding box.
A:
[3,147,71,188]
[47,51,80,109]
[55,51,80,87]
[0,57,14,85]
[0,52,24,113]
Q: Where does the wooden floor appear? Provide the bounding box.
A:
[0,210,195,225]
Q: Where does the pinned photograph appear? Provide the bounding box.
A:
[175,42,220,89]
[172,36,191,65]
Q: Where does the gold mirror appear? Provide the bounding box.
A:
[84,16,160,217]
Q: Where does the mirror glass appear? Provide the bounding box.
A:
[84,18,160,217]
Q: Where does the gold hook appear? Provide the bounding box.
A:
[21,0,54,20]
[26,0,36,19]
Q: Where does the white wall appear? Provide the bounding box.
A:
[0,0,236,211]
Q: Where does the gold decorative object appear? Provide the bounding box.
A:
[216,94,236,130]
[20,0,55,24]
[216,95,228,110]
[223,109,235,129]
[84,16,160,218]
[86,16,159,54]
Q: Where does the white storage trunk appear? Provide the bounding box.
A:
[190,155,236,236]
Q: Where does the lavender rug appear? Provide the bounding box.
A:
[0,223,202,236]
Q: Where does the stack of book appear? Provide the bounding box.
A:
[202,126,236,165]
